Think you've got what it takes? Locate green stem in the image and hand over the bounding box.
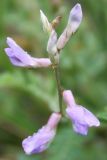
[54,65,63,114]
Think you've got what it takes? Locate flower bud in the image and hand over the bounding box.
[47,30,59,64]
[40,10,52,33]
[57,3,82,50]
[68,3,82,34]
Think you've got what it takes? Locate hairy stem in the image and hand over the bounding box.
[54,65,63,114]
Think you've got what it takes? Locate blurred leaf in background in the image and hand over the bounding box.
[0,0,107,160]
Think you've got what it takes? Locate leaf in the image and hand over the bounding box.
[97,108,107,123]
[0,71,59,112]
[46,125,107,160]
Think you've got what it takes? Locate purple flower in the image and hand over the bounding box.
[22,113,61,155]
[5,37,51,68]
[63,90,100,135]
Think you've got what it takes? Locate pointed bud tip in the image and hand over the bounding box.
[75,3,81,9]
[6,37,12,42]
[40,10,46,19]
[72,3,82,15]
[40,9,43,15]
[63,90,74,100]
[63,90,71,96]
[6,37,17,47]
[76,3,81,7]
[40,9,52,33]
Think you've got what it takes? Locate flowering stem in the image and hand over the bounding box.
[54,65,63,114]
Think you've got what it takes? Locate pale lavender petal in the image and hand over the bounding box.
[63,89,100,135]
[66,107,89,135]
[57,3,82,50]
[47,30,57,54]
[66,106,85,125]
[9,57,26,67]
[66,105,100,135]
[77,105,100,127]
[47,30,59,64]
[6,38,33,65]
[22,126,56,154]
[5,48,30,67]
[57,28,69,50]
[63,90,76,107]
[22,113,61,155]
[32,58,51,68]
[72,122,88,135]
[68,3,82,33]
[5,37,51,68]
[47,112,61,128]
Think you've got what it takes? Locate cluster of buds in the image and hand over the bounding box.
[4,3,100,155]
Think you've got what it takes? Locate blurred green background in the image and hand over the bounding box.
[0,0,107,159]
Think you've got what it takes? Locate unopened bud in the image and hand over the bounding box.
[68,3,82,33]
[57,3,82,50]
[40,10,52,33]
[47,30,59,64]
